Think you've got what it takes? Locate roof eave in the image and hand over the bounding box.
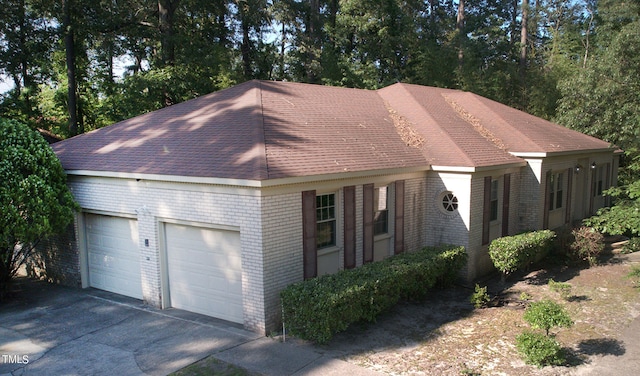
[510,147,615,158]
[431,161,527,173]
[63,165,431,188]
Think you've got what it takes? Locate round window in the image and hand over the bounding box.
[441,192,459,212]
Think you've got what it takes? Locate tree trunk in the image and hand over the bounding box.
[456,0,465,70]
[520,0,528,80]
[63,0,78,136]
[241,16,252,79]
[158,0,178,66]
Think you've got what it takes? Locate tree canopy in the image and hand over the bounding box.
[0,1,611,133]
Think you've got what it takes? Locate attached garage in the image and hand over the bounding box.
[163,223,243,324]
[85,213,142,299]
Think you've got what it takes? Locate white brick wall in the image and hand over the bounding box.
[68,176,267,333]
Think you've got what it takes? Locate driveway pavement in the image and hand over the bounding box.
[0,279,381,376]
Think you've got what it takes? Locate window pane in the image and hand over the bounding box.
[317,221,336,249]
[490,200,498,221]
[374,210,388,235]
[549,192,555,211]
[556,190,563,209]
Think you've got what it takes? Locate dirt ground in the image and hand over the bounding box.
[310,245,640,376]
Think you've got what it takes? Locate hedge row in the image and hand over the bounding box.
[280,245,467,344]
[489,230,556,281]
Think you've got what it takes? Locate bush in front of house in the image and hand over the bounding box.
[489,230,556,282]
[280,245,467,344]
[569,226,605,267]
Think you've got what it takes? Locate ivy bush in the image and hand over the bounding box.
[1,119,78,296]
[489,230,556,282]
[280,245,467,344]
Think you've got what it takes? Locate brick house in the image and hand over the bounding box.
[48,80,618,334]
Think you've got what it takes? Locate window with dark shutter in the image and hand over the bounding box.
[394,180,405,254]
[502,174,510,236]
[363,183,374,264]
[302,190,317,279]
[482,176,491,245]
[344,186,356,269]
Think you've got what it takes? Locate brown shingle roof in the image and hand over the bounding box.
[53,80,613,181]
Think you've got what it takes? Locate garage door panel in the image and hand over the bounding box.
[86,214,142,300]
[165,223,243,323]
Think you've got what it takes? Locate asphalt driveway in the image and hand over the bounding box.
[0,279,380,376]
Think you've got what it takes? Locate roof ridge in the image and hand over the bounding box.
[441,92,508,151]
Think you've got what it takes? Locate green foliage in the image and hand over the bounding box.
[523,300,573,337]
[569,226,605,267]
[280,245,467,344]
[548,279,572,300]
[516,331,566,367]
[586,177,640,236]
[489,230,556,281]
[627,265,640,288]
[0,118,78,294]
[622,238,640,254]
[470,284,490,309]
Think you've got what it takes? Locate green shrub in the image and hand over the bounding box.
[489,230,556,281]
[548,279,572,300]
[622,237,640,254]
[569,226,605,266]
[516,331,566,367]
[470,284,490,308]
[280,245,467,343]
[523,299,573,336]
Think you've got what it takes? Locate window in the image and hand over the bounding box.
[593,166,604,197]
[490,180,499,221]
[374,186,388,235]
[316,193,336,249]
[441,192,458,212]
[548,172,564,210]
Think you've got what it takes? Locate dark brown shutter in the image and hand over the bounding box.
[502,174,511,237]
[343,186,356,269]
[605,163,611,206]
[363,183,374,264]
[543,170,551,229]
[482,176,492,245]
[394,180,405,254]
[589,166,595,215]
[565,168,573,224]
[302,190,317,279]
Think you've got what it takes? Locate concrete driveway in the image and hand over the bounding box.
[0,279,381,376]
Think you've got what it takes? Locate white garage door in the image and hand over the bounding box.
[165,223,243,323]
[86,214,142,299]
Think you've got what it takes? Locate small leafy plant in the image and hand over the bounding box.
[470,284,490,308]
[523,299,573,336]
[627,265,640,288]
[519,292,532,302]
[516,331,566,367]
[548,279,572,300]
